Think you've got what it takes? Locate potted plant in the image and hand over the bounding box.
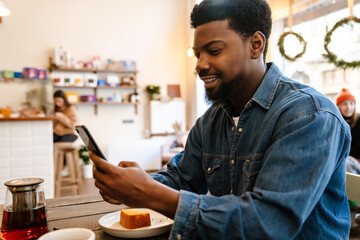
[145,85,160,100]
[79,145,93,179]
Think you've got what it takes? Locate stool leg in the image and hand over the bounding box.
[66,151,76,183]
[55,150,64,198]
[73,149,83,194]
[66,151,78,195]
[53,149,58,196]
[53,149,59,183]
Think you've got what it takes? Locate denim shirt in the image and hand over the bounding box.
[152,63,351,240]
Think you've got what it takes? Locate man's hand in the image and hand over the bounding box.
[90,152,180,219]
[99,189,122,205]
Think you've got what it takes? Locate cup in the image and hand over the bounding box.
[38,228,95,240]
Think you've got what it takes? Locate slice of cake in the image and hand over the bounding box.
[120,209,151,229]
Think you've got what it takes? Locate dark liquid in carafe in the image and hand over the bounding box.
[0,205,48,240]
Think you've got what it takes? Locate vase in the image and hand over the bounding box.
[150,94,159,100]
[81,163,93,179]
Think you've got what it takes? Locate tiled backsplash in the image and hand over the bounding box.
[0,120,54,204]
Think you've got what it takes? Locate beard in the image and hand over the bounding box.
[204,76,242,105]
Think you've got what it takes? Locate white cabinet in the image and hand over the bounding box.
[0,118,54,204]
[150,100,186,136]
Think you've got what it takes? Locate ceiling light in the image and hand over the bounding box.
[187,47,193,58]
[0,0,11,17]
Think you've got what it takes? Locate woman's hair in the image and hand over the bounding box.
[54,90,71,112]
[190,0,272,62]
[348,112,359,129]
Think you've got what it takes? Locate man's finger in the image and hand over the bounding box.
[94,177,112,194]
[118,161,140,168]
[99,189,105,196]
[103,194,122,205]
[93,164,114,185]
[89,151,114,172]
[97,184,122,204]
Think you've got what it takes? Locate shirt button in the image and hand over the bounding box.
[246,159,251,162]
[231,126,235,131]
[177,234,182,240]
[207,167,211,172]
[238,128,243,132]
[231,159,235,164]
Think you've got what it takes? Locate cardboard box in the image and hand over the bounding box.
[85,74,97,87]
[23,68,38,79]
[65,92,79,104]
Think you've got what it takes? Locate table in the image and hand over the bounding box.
[0,194,170,240]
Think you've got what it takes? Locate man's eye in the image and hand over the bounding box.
[209,49,221,55]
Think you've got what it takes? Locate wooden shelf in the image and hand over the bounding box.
[49,67,137,74]
[97,85,138,89]
[54,85,138,89]
[74,102,138,114]
[0,77,50,83]
[73,102,97,106]
[96,102,138,105]
[75,102,137,105]
[50,67,138,115]
[54,85,96,89]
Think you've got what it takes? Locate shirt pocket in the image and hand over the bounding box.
[202,157,225,196]
[240,155,263,193]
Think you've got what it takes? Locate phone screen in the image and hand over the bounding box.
[75,125,107,160]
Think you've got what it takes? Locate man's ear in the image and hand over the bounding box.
[250,31,265,59]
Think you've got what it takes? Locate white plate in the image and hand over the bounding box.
[98,208,174,239]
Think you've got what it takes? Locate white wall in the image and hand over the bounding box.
[0,0,191,169]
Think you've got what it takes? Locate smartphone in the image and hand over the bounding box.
[75,125,107,160]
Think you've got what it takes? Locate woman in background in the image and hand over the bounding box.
[336,88,360,173]
[53,90,79,142]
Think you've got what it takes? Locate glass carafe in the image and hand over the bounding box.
[1,178,48,240]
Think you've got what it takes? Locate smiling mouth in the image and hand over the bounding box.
[204,77,217,83]
[203,77,217,83]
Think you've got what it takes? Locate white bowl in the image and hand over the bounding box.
[38,228,95,240]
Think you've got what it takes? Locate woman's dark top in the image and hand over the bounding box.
[349,117,360,159]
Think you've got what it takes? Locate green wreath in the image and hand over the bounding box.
[278,31,307,61]
[323,17,360,69]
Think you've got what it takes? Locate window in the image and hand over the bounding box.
[272,3,360,106]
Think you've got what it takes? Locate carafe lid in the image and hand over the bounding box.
[4,178,44,192]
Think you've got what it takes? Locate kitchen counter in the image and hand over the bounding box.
[0,117,55,203]
[0,116,55,121]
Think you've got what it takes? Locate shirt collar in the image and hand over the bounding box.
[218,62,283,115]
[251,62,283,110]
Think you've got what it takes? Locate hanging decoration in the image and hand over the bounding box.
[323,0,360,69]
[277,0,307,62]
[278,32,307,61]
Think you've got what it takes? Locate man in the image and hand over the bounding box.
[91,0,351,239]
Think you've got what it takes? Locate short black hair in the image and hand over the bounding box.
[191,0,272,62]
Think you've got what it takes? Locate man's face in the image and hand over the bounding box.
[193,20,251,103]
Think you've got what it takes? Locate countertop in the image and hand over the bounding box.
[0,116,56,121]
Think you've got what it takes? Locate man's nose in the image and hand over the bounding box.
[195,55,210,74]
